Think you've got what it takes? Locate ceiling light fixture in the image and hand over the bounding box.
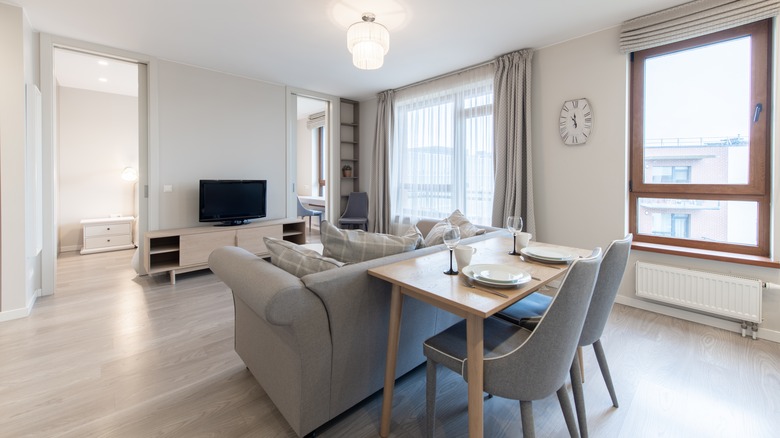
[346,12,389,70]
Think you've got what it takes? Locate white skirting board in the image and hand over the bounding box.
[615,295,780,344]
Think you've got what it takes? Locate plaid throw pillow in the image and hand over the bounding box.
[423,209,486,247]
[264,237,344,277]
[320,220,422,263]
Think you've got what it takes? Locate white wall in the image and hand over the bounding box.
[155,61,287,229]
[532,27,780,340]
[58,87,138,252]
[0,3,33,320]
[296,118,314,197]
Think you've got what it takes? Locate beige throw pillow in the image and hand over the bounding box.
[423,209,486,247]
[264,237,344,277]
[320,220,422,263]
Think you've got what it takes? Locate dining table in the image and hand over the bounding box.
[367,234,591,437]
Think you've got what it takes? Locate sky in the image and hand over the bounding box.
[644,36,751,142]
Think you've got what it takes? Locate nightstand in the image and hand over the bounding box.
[80,216,135,255]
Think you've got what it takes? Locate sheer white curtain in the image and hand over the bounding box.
[389,65,494,233]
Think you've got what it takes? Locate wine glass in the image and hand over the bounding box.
[506,216,524,255]
[442,224,461,275]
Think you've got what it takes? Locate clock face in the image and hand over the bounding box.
[559,98,592,145]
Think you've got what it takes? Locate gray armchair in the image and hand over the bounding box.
[338,192,368,230]
[423,248,603,437]
[498,234,633,437]
[297,196,323,232]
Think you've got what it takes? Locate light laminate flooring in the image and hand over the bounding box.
[1,248,779,437]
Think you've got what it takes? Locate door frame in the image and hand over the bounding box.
[286,88,340,223]
[39,34,155,294]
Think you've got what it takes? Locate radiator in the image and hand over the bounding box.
[635,262,763,330]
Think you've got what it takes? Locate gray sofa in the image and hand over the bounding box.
[208,219,498,437]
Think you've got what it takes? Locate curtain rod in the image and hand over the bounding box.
[389,58,497,94]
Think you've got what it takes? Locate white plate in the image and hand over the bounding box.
[462,264,531,288]
[521,247,577,263]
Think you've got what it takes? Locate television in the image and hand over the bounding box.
[199,179,267,225]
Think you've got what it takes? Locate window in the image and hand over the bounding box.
[390,66,494,226]
[629,20,771,257]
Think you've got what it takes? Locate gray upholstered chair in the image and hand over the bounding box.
[423,248,603,438]
[498,234,633,438]
[296,196,323,232]
[338,192,368,230]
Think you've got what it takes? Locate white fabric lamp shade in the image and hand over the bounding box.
[347,13,389,70]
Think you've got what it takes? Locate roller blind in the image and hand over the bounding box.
[620,0,779,53]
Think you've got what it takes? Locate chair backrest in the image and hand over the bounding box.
[342,192,368,218]
[296,197,307,216]
[483,248,602,401]
[579,233,633,347]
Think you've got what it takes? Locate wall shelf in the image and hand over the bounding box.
[339,98,360,215]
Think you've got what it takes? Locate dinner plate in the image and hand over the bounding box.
[520,247,577,263]
[462,264,531,288]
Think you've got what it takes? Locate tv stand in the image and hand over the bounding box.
[214,219,251,226]
[144,218,305,284]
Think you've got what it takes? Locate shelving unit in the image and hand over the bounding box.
[339,99,360,215]
[144,218,305,284]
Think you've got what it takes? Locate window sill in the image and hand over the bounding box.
[632,242,780,269]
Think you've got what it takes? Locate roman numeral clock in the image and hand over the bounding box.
[559,98,592,145]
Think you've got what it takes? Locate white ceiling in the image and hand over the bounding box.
[15,0,690,101]
[54,48,138,97]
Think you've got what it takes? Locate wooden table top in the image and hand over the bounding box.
[368,235,591,319]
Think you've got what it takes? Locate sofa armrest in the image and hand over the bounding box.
[209,246,316,326]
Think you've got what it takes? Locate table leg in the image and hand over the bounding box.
[380,284,404,438]
[466,314,484,438]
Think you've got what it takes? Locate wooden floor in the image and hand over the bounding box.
[2,247,780,437]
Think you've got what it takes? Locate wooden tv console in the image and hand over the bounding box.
[144,218,305,284]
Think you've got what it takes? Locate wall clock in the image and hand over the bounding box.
[559,98,592,145]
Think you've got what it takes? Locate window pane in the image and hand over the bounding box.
[643,37,751,185]
[636,198,757,246]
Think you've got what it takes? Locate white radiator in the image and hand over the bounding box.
[635,262,763,328]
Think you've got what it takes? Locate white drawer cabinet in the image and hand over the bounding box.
[80,216,136,255]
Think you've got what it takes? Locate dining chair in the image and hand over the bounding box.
[423,248,603,438]
[338,192,368,230]
[296,196,323,232]
[497,234,633,438]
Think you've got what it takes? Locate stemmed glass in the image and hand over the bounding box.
[506,216,524,255]
[442,223,461,275]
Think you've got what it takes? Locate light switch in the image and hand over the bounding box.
[163,185,173,192]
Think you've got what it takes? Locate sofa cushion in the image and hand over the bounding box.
[320,220,422,263]
[423,209,486,247]
[264,237,344,277]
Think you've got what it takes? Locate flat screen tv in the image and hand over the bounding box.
[199,179,267,225]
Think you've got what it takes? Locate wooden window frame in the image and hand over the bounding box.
[629,19,772,257]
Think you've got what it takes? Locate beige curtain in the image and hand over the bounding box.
[491,49,535,235]
[620,0,779,53]
[368,90,393,233]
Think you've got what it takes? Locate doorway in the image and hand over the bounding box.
[40,35,151,296]
[54,48,140,254]
[296,96,328,235]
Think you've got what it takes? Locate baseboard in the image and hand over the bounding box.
[615,295,780,344]
[61,244,80,253]
[0,292,37,323]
